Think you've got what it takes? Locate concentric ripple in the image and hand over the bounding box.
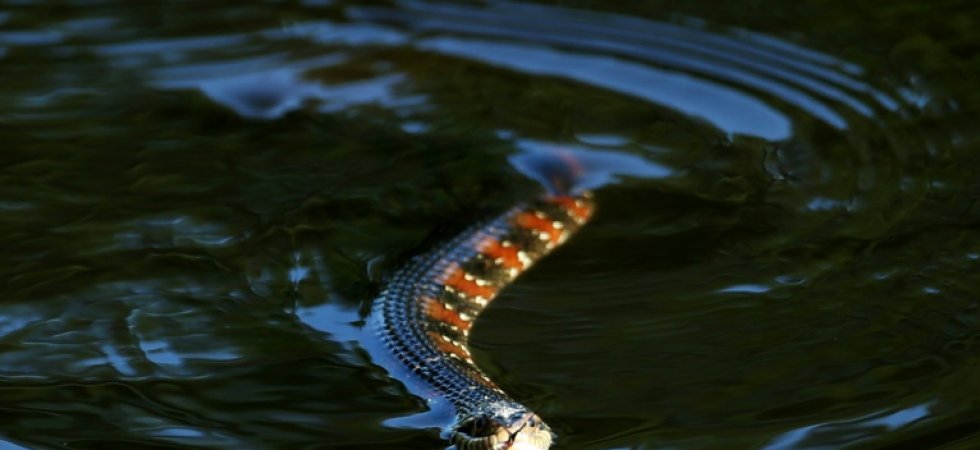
[346,0,908,139]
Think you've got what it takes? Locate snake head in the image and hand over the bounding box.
[451,411,553,450]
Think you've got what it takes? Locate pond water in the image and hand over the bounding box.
[1,1,979,449]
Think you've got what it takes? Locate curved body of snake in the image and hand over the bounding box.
[369,184,594,449]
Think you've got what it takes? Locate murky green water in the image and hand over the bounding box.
[2,1,979,449]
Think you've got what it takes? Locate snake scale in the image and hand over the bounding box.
[368,157,594,450]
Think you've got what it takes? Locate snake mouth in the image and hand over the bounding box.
[451,412,553,450]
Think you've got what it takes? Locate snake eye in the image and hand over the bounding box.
[527,417,537,427]
[473,416,487,433]
[457,415,493,438]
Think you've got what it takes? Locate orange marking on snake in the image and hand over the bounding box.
[427,331,471,360]
[425,298,473,331]
[514,212,561,245]
[444,266,497,299]
[478,237,524,270]
[548,195,593,223]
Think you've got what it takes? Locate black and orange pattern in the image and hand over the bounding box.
[370,190,594,449]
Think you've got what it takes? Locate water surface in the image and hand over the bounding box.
[1,0,979,449]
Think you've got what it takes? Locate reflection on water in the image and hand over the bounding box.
[350,0,904,138]
[13,0,906,138]
[420,36,794,139]
[509,140,672,191]
[1,0,978,448]
[764,402,933,449]
[159,59,411,120]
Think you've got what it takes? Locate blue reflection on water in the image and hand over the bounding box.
[262,21,408,46]
[137,337,240,369]
[97,35,249,59]
[0,439,32,450]
[732,28,861,76]
[151,427,207,438]
[509,139,672,192]
[296,302,362,343]
[401,121,429,134]
[138,339,182,366]
[368,3,855,128]
[349,0,905,138]
[144,425,241,447]
[381,397,457,435]
[60,17,119,34]
[420,36,792,140]
[763,402,933,449]
[288,266,309,285]
[75,0,906,138]
[574,134,630,147]
[155,55,418,119]
[431,0,862,92]
[717,284,772,294]
[0,308,39,338]
[806,197,845,212]
[0,30,63,46]
[111,21,423,119]
[101,343,137,377]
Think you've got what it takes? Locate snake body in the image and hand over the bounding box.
[369,179,594,449]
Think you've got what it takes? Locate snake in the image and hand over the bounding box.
[368,158,594,450]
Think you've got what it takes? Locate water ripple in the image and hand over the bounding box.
[349,0,908,138]
[419,36,792,139]
[763,401,933,449]
[0,30,63,46]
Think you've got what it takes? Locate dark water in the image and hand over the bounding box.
[2,1,979,449]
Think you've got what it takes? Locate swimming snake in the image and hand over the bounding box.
[368,157,594,449]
